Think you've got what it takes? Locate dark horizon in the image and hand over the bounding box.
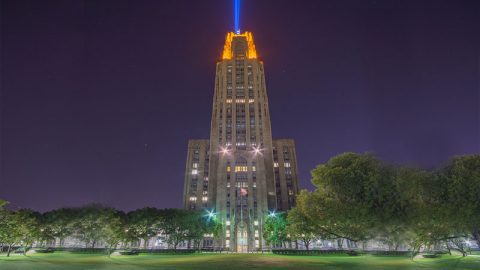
[1,0,479,212]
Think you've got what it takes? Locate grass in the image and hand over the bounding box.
[0,252,479,270]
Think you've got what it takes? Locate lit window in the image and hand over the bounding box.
[252,166,256,172]
[248,99,254,103]
[253,182,256,188]
[226,220,231,226]
[226,230,230,237]
[189,196,197,202]
[284,162,291,168]
[192,169,198,175]
[226,99,232,103]
[255,240,259,248]
[254,220,259,226]
[192,163,198,168]
[226,166,231,172]
[274,162,279,168]
[202,196,208,202]
[255,230,259,237]
[235,166,248,172]
[226,240,230,247]
[227,182,231,188]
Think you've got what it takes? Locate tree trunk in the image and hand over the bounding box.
[446,243,452,255]
[7,244,13,257]
[143,238,148,249]
[304,240,310,251]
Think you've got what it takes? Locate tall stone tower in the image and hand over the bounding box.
[183,32,299,252]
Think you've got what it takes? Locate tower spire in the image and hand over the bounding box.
[234,0,241,34]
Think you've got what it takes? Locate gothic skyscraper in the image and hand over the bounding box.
[183,31,299,252]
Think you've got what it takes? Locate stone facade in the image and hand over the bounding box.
[183,32,299,252]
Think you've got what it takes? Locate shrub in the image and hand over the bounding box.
[34,248,55,253]
[119,250,139,255]
[368,250,410,256]
[346,250,360,256]
[272,249,356,256]
[422,254,440,258]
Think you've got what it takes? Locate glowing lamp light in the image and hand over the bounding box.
[206,209,217,220]
[219,146,231,156]
[268,210,277,218]
[252,145,263,156]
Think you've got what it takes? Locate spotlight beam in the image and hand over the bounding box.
[234,0,241,34]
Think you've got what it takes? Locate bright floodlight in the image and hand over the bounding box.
[252,146,263,156]
[268,210,277,218]
[206,209,217,220]
[219,145,231,156]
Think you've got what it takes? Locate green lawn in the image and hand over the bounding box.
[0,252,479,270]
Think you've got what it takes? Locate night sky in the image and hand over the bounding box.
[1,0,479,212]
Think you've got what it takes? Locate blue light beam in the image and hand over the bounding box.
[234,0,241,34]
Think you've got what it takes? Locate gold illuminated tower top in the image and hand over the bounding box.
[222,32,257,60]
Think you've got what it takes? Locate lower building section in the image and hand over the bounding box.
[183,139,299,252]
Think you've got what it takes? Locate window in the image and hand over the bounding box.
[226,166,231,172]
[226,220,231,226]
[202,196,208,202]
[226,230,230,237]
[192,169,198,175]
[274,162,279,168]
[235,166,248,172]
[192,163,198,168]
[226,240,230,247]
[189,196,197,202]
[284,162,291,168]
[254,220,259,226]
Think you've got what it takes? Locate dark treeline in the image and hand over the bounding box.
[263,153,479,259]
[0,204,221,257]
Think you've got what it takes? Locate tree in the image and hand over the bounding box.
[0,209,19,256]
[0,199,7,209]
[103,211,127,256]
[307,153,390,244]
[126,207,162,249]
[16,209,41,255]
[0,209,40,256]
[435,155,480,248]
[183,211,219,250]
[160,209,193,249]
[71,205,116,249]
[263,213,288,248]
[41,208,76,247]
[286,206,316,250]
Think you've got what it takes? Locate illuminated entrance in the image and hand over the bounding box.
[236,222,248,253]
